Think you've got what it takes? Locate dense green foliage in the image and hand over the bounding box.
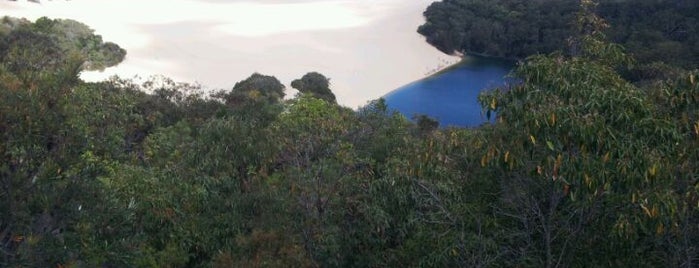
[0,16,126,71]
[291,72,337,104]
[418,0,698,69]
[1,4,698,267]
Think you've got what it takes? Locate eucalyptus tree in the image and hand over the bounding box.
[477,1,698,266]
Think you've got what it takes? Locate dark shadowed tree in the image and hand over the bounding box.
[220,73,285,106]
[418,0,698,70]
[291,72,336,103]
[413,114,439,135]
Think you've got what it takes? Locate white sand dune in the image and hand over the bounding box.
[0,0,457,108]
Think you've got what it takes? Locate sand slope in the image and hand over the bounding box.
[0,0,457,108]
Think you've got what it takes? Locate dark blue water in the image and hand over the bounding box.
[384,56,513,127]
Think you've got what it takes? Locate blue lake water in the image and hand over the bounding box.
[384,56,514,127]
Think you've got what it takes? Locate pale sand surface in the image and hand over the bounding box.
[0,0,458,108]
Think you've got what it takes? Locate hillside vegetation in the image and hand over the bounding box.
[1,3,698,267]
[1,16,126,71]
[418,0,698,71]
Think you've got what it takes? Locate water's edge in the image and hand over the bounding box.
[383,55,514,127]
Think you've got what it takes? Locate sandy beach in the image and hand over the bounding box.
[0,0,458,108]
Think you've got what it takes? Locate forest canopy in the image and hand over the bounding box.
[418,0,699,69]
[1,2,698,267]
[0,16,126,71]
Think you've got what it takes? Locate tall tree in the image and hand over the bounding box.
[291,72,337,103]
[229,73,285,105]
[476,1,698,265]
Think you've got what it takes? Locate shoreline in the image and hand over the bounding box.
[1,0,456,108]
[382,58,464,99]
[381,53,518,102]
[425,57,465,78]
[462,50,521,62]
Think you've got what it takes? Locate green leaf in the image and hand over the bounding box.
[546,140,555,151]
